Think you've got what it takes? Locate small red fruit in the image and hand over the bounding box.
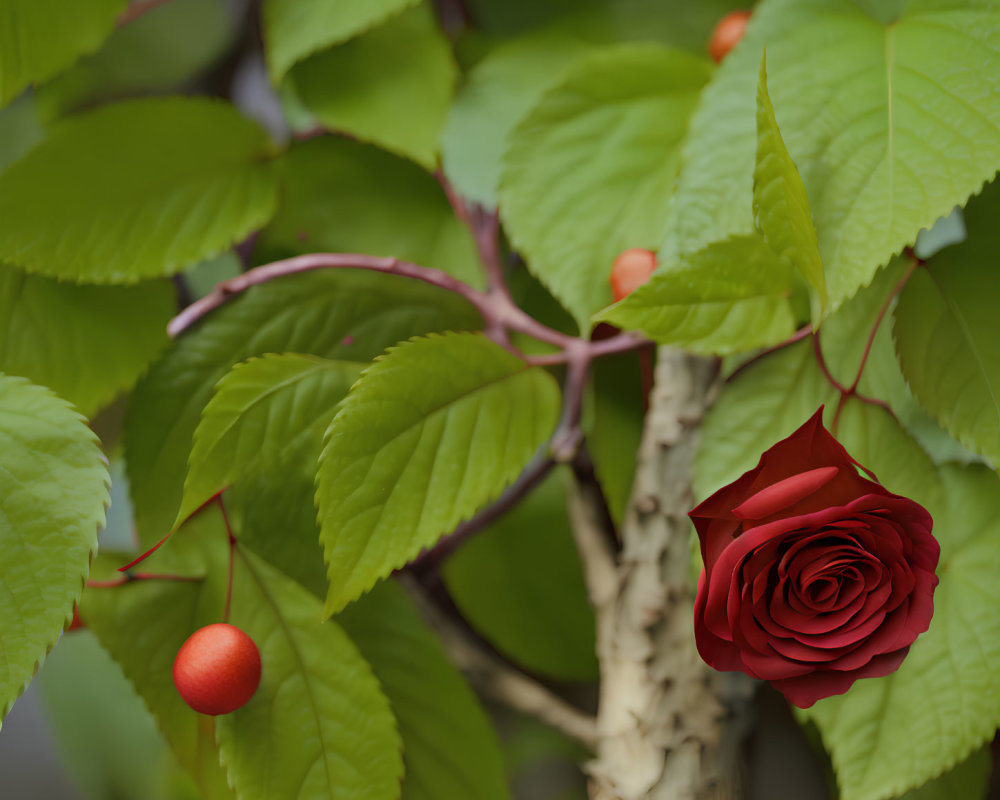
[610,248,657,302]
[172,623,261,715]
[708,10,752,64]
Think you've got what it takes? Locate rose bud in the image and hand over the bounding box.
[690,408,939,708]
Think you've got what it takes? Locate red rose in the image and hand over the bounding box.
[690,409,939,708]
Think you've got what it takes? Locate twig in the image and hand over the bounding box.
[467,205,507,295]
[566,450,620,610]
[527,332,645,367]
[408,452,555,574]
[847,257,918,393]
[726,324,812,383]
[400,575,599,752]
[168,253,496,338]
[550,342,592,463]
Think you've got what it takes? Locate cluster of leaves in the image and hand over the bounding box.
[0,1,998,799]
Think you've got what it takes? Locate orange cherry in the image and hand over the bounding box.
[709,10,753,64]
[610,248,657,302]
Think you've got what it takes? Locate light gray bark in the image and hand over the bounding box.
[579,349,756,800]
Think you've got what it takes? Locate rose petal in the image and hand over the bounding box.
[738,643,818,680]
[693,571,744,672]
[771,649,909,708]
[733,466,840,520]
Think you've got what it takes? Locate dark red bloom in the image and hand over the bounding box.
[690,409,939,708]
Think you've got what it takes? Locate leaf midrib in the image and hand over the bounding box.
[234,550,337,794]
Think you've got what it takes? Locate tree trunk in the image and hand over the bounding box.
[584,349,756,799]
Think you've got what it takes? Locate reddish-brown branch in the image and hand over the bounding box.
[847,258,918,393]
[550,341,591,463]
[812,330,851,395]
[408,452,556,574]
[726,324,812,383]
[167,242,651,577]
[822,259,917,433]
[168,253,497,337]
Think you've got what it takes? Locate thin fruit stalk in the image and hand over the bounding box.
[587,349,754,800]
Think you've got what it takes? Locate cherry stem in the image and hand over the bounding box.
[117,530,172,572]
[87,572,201,588]
[216,495,238,624]
[117,489,227,573]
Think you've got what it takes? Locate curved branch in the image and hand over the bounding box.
[401,575,599,752]
[168,253,496,338]
[408,451,556,574]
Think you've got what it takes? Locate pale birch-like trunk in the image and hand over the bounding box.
[579,349,755,800]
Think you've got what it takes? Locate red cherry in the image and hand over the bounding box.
[172,623,261,715]
[708,10,752,64]
[610,248,657,302]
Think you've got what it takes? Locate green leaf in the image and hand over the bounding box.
[596,234,797,355]
[0,97,279,283]
[339,580,510,800]
[125,268,482,545]
[291,3,456,170]
[664,0,1000,309]
[180,354,361,524]
[894,179,1000,468]
[440,30,593,208]
[0,0,127,107]
[218,549,403,800]
[693,338,838,501]
[0,94,46,174]
[256,137,482,288]
[317,332,560,614]
[182,354,362,596]
[754,53,827,314]
[0,374,108,726]
[586,352,646,526]
[896,747,990,800]
[263,0,418,83]
[80,512,239,799]
[38,631,196,800]
[0,264,174,417]
[443,469,598,681]
[499,44,713,329]
[801,462,1000,800]
[36,0,236,117]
